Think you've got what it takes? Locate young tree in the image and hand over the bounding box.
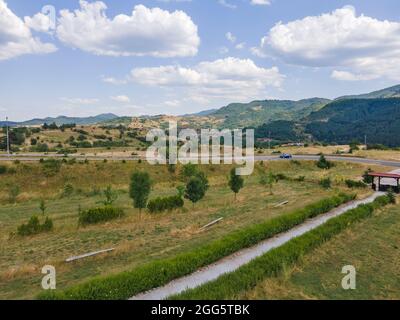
[259,170,276,195]
[39,199,46,215]
[228,168,244,200]
[176,185,186,198]
[185,177,206,207]
[194,171,209,191]
[129,171,151,216]
[316,155,333,169]
[102,185,118,206]
[8,185,20,204]
[180,163,198,181]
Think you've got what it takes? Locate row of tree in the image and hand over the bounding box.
[128,165,246,214]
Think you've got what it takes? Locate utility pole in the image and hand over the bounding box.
[268,131,271,151]
[364,134,367,150]
[6,116,10,155]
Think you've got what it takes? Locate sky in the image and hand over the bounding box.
[1,0,400,121]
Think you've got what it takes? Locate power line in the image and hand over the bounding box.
[6,116,10,155]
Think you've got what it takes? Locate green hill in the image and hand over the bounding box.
[255,98,400,147]
[212,98,330,128]
[0,113,120,127]
[337,84,400,100]
[305,98,400,146]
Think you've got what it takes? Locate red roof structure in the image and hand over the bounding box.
[368,172,400,179]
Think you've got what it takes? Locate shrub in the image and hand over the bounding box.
[62,184,74,197]
[78,206,125,226]
[319,177,332,189]
[180,163,198,181]
[8,185,20,203]
[363,168,374,184]
[0,165,7,174]
[345,179,367,189]
[38,193,354,300]
[42,159,62,177]
[387,189,396,204]
[275,173,288,181]
[316,155,334,169]
[296,176,305,182]
[35,143,49,153]
[147,195,184,213]
[17,216,53,236]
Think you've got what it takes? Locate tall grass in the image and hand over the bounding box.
[38,192,354,300]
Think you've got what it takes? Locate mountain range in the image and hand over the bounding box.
[2,84,400,146]
[0,113,119,127]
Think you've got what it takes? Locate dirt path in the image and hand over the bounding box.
[130,192,384,300]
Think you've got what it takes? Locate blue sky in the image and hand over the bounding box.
[1,0,400,121]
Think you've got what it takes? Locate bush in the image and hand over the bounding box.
[319,177,331,189]
[8,185,20,203]
[42,159,62,177]
[35,143,49,153]
[38,193,354,300]
[62,184,74,197]
[180,163,198,181]
[345,179,367,189]
[17,216,53,236]
[387,189,396,204]
[0,165,7,174]
[147,195,184,213]
[316,155,334,170]
[172,195,391,300]
[78,206,125,226]
[363,168,374,184]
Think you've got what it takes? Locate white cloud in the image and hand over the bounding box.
[164,100,181,107]
[128,57,284,101]
[258,6,400,80]
[250,46,267,58]
[24,12,54,33]
[226,32,236,43]
[235,42,246,50]
[0,0,57,61]
[218,0,237,9]
[218,46,229,55]
[56,1,199,58]
[110,95,130,103]
[250,0,271,5]
[60,97,99,105]
[101,76,128,85]
[331,70,376,81]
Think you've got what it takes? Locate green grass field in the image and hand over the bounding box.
[240,202,400,300]
[0,160,383,299]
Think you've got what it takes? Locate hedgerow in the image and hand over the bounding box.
[38,193,354,300]
[78,206,125,226]
[345,179,367,189]
[147,195,184,213]
[17,216,53,236]
[172,195,391,300]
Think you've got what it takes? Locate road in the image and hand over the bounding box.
[1,153,400,168]
[130,192,384,300]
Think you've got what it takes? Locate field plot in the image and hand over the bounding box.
[0,160,382,299]
[241,203,400,300]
